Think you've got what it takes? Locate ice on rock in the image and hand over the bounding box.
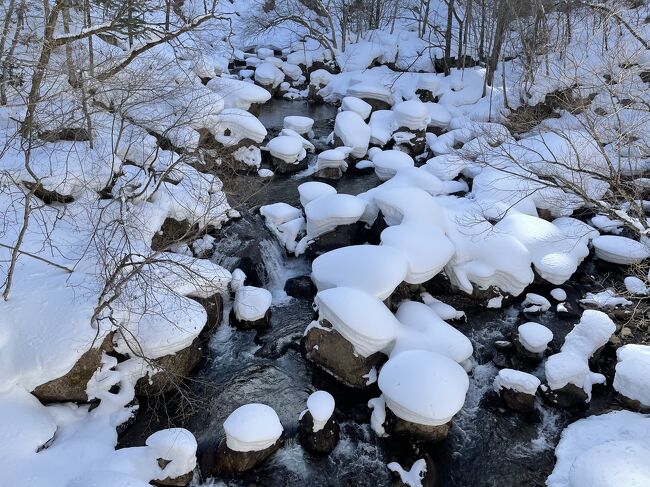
[209,108,267,145]
[263,136,307,164]
[306,391,335,433]
[283,116,314,135]
[369,150,415,181]
[223,404,283,452]
[304,193,366,238]
[393,301,473,364]
[547,410,650,487]
[624,276,648,295]
[378,350,469,426]
[551,288,568,301]
[518,322,553,353]
[380,223,454,284]
[391,100,430,130]
[341,96,372,120]
[613,344,650,407]
[298,182,337,207]
[592,235,650,264]
[522,293,552,313]
[493,369,541,395]
[333,111,371,158]
[312,245,409,300]
[494,213,591,285]
[254,62,285,88]
[315,287,401,357]
[316,148,349,172]
[206,77,271,110]
[580,289,632,309]
[234,286,272,322]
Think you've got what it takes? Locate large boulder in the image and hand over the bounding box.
[301,322,386,388]
[33,333,114,403]
[199,437,283,477]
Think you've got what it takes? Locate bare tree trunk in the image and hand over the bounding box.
[444,0,455,75]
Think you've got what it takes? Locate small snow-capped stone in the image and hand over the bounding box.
[306,390,335,433]
[550,288,567,301]
[624,276,648,295]
[283,115,314,135]
[522,293,551,313]
[234,286,272,322]
[260,202,302,225]
[304,193,366,238]
[493,369,541,395]
[517,322,553,354]
[255,62,285,88]
[392,100,430,130]
[263,135,307,164]
[333,111,371,158]
[223,404,283,452]
[341,96,372,120]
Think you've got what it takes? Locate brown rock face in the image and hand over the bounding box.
[385,408,451,442]
[541,383,588,410]
[298,411,340,454]
[33,333,113,403]
[302,324,386,388]
[498,387,536,416]
[199,437,283,477]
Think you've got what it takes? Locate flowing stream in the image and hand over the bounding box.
[122,99,614,487]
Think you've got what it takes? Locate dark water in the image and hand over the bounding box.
[124,100,619,487]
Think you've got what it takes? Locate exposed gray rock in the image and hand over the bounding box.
[199,437,283,477]
[284,275,316,299]
[541,383,588,409]
[229,307,272,330]
[298,411,340,454]
[498,387,536,416]
[301,322,386,388]
[385,408,450,442]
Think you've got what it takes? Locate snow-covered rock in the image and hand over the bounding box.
[378,350,469,432]
[206,77,271,111]
[380,223,454,284]
[333,111,371,158]
[209,108,267,145]
[369,150,415,181]
[284,116,314,135]
[298,391,339,454]
[392,100,430,130]
[233,286,272,328]
[306,390,335,433]
[311,245,409,300]
[521,293,552,313]
[304,193,366,238]
[223,404,283,452]
[341,96,372,120]
[494,368,541,395]
[613,344,650,409]
[592,235,650,264]
[624,276,648,295]
[580,289,632,309]
[263,135,307,164]
[314,287,401,357]
[254,62,285,89]
[517,322,553,354]
[298,182,337,207]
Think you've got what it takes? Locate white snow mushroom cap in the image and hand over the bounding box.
[316,148,349,170]
[341,96,372,120]
[568,440,650,487]
[298,181,337,207]
[315,287,401,357]
[517,322,553,353]
[393,301,473,364]
[493,369,541,395]
[380,223,454,284]
[311,245,409,300]
[234,286,272,321]
[283,115,314,135]
[145,428,197,480]
[370,150,415,181]
[223,404,283,452]
[613,344,650,407]
[378,350,469,426]
[306,390,335,433]
[333,110,371,158]
[304,193,366,238]
[392,100,430,130]
[592,235,650,264]
[263,136,306,164]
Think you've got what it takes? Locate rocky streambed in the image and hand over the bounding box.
[119,99,642,487]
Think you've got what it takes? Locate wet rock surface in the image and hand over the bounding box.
[298,411,340,454]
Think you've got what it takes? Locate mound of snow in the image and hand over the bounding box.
[393,301,473,364]
[316,148,349,171]
[315,287,401,357]
[624,276,648,296]
[493,369,541,395]
[234,286,272,322]
[206,77,271,110]
[392,100,430,130]
[613,344,650,407]
[223,404,283,452]
[260,202,302,225]
[522,293,552,313]
[284,116,314,135]
[370,150,415,181]
[580,289,632,309]
[341,96,372,120]
[298,182,337,207]
[333,111,371,158]
[518,322,553,353]
[547,410,650,487]
[378,350,469,426]
[304,193,366,238]
[254,62,285,88]
[380,223,454,284]
[593,236,650,264]
[306,391,335,433]
[311,245,409,300]
[209,108,267,145]
[263,136,307,163]
[347,82,393,106]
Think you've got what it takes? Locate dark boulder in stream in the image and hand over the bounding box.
[199,437,284,477]
[298,411,340,454]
